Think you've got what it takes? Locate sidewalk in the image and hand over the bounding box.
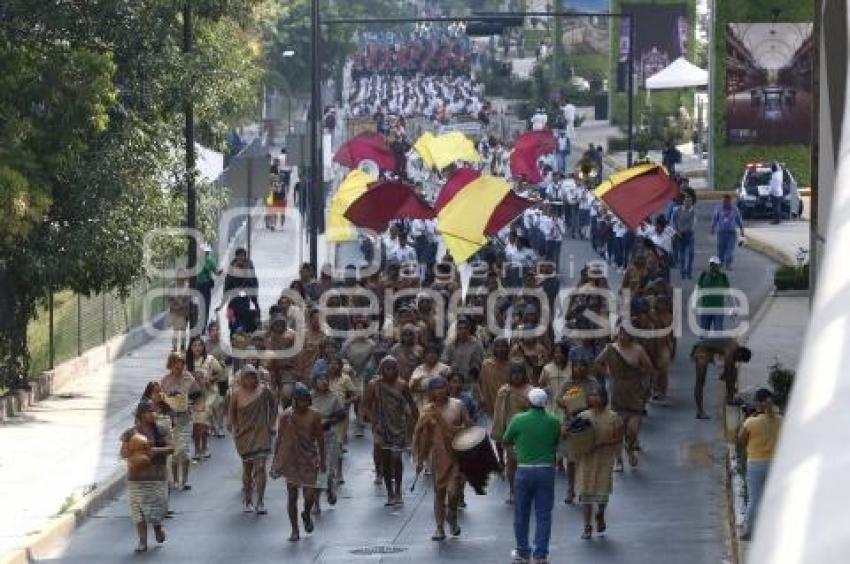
[743,214,810,267]
[0,202,298,563]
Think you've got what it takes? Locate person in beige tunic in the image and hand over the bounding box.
[413,376,472,541]
[294,308,327,384]
[227,364,277,514]
[271,383,325,542]
[573,386,623,539]
[594,324,655,469]
[491,361,532,504]
[479,337,511,419]
[160,351,199,490]
[409,342,450,411]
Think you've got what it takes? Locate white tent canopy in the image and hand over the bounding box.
[645,57,708,90]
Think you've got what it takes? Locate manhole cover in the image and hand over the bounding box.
[349,546,407,556]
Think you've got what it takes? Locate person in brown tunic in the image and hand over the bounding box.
[413,376,472,541]
[120,400,174,553]
[491,361,532,503]
[363,356,419,506]
[593,323,655,468]
[271,383,325,541]
[227,364,277,514]
[264,315,298,409]
[389,323,423,380]
[479,337,511,419]
[294,308,327,384]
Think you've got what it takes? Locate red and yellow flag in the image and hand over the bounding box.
[437,168,532,263]
[593,164,678,231]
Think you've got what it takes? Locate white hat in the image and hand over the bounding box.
[528,387,548,408]
[708,256,721,265]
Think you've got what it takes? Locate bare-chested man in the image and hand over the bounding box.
[271,383,325,541]
[491,361,532,504]
[389,323,423,380]
[413,376,472,541]
[227,364,277,514]
[363,356,419,506]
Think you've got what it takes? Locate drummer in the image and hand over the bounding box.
[413,376,472,541]
[490,361,532,505]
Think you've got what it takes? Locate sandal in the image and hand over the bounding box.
[564,490,575,505]
[431,531,446,542]
[596,514,607,534]
[581,525,593,540]
[134,542,148,553]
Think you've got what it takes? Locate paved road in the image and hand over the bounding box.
[45,202,774,563]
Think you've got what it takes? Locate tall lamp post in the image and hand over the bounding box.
[282,50,295,134]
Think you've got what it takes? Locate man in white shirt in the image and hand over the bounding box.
[768,162,784,224]
[531,108,548,131]
[564,177,583,239]
[561,102,577,139]
[577,188,593,240]
[542,206,565,268]
[649,214,676,280]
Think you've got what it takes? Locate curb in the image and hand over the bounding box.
[0,467,127,564]
[742,235,796,267]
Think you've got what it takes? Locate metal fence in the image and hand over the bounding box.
[26,279,166,376]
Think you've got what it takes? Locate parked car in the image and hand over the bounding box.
[736,162,803,220]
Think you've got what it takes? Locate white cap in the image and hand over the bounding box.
[709,256,721,265]
[528,387,548,408]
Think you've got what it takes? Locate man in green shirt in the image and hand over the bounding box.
[197,246,222,334]
[696,256,730,334]
[502,387,561,564]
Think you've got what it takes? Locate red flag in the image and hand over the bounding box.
[510,131,556,184]
[344,180,435,232]
[333,133,397,171]
[594,164,679,231]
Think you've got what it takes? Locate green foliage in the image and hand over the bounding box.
[712,0,814,190]
[0,1,268,389]
[773,263,810,292]
[768,360,796,410]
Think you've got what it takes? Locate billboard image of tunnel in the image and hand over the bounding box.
[725,23,813,145]
[617,4,688,90]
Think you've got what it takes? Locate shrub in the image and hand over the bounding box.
[773,264,809,291]
[768,360,795,410]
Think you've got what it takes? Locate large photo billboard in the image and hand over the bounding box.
[725,23,813,145]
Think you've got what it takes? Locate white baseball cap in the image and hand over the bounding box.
[528,387,548,408]
[709,256,721,265]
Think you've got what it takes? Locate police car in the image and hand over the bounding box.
[736,162,803,220]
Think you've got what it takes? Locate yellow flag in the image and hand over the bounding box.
[414,131,480,171]
[414,132,437,169]
[327,169,376,242]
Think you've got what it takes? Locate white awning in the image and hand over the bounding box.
[645,57,708,90]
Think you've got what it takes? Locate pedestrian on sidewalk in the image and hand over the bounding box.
[228,364,277,515]
[672,193,697,279]
[710,195,745,270]
[573,385,623,540]
[120,399,174,553]
[503,387,561,564]
[738,388,783,540]
[271,383,325,542]
[769,162,784,225]
[161,351,199,490]
[695,257,731,334]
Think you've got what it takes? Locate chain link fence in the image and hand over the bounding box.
[26,279,167,376]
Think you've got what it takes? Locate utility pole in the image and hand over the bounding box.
[183,0,198,337]
[626,13,635,167]
[309,0,322,270]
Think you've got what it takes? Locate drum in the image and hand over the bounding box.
[452,426,501,495]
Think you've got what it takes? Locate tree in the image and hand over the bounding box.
[0,1,268,390]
